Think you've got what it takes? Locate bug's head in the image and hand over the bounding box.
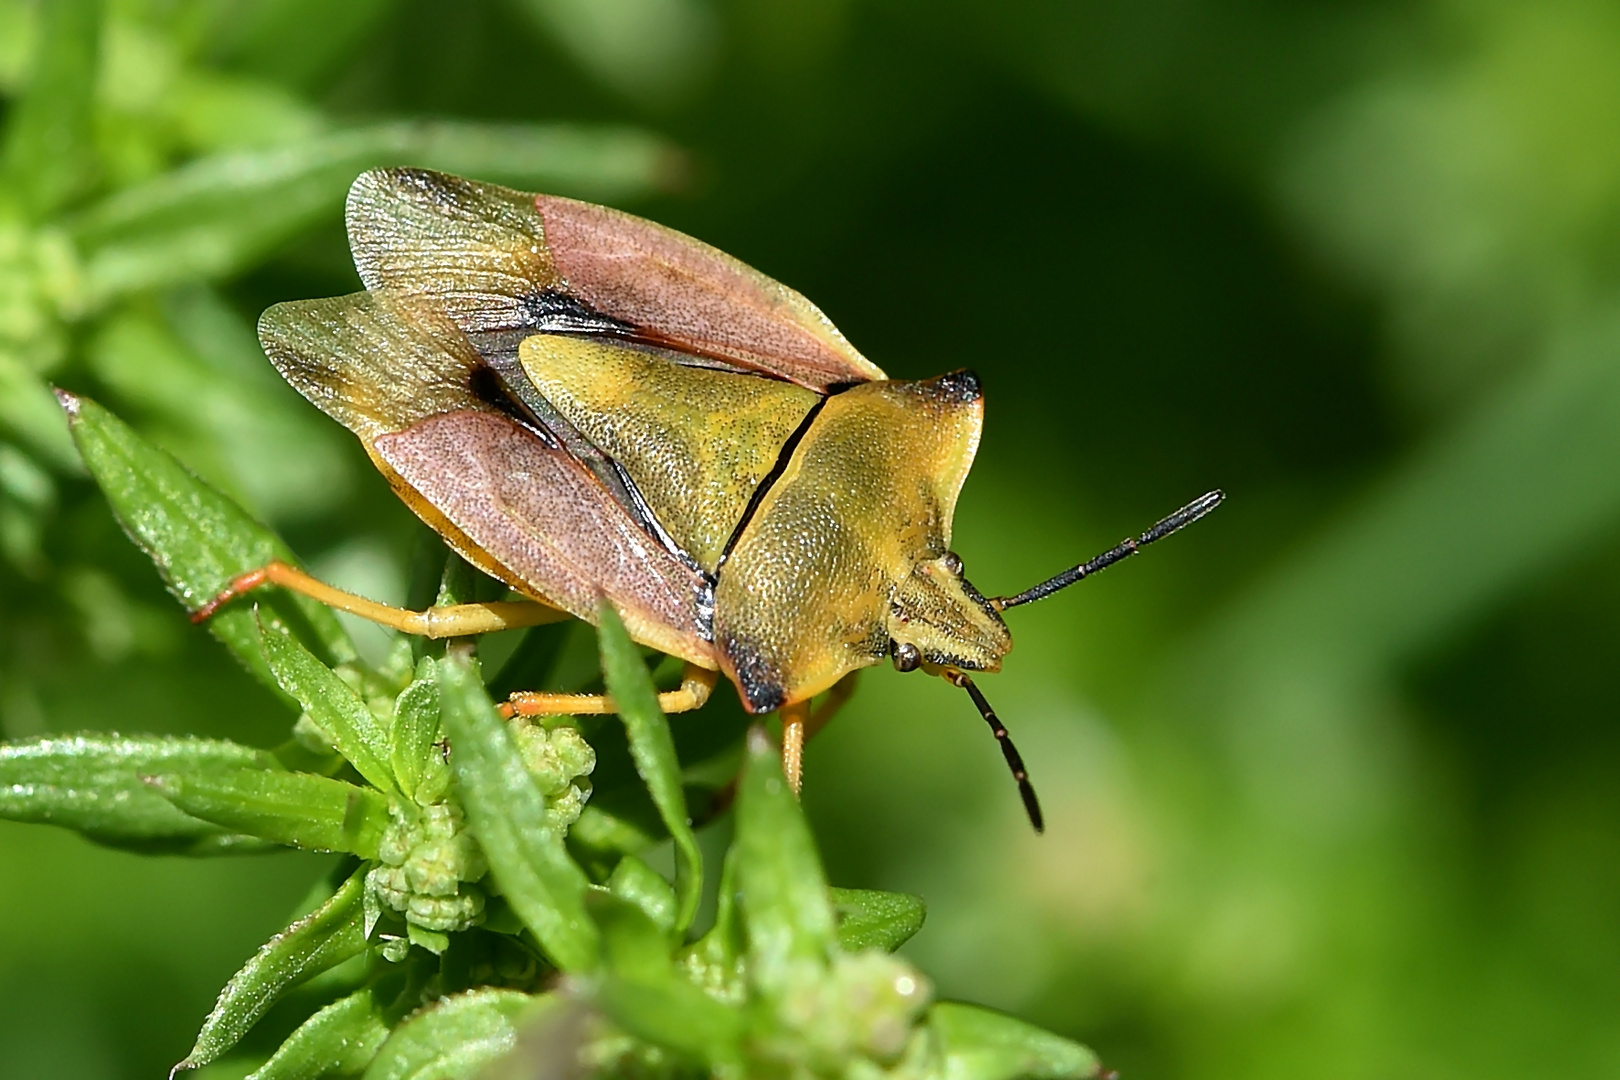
[885,490,1227,835]
[885,550,1011,677]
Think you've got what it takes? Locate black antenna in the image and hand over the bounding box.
[948,671,1043,833]
[993,490,1224,611]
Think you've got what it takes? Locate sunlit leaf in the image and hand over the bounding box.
[829,887,927,954]
[145,765,389,857]
[60,391,356,685]
[363,988,540,1080]
[258,614,396,794]
[246,986,389,1080]
[0,733,275,855]
[176,868,370,1075]
[436,653,597,972]
[596,600,700,934]
[929,1002,1102,1080]
[733,727,835,990]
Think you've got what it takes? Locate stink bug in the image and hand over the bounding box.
[197,169,1222,831]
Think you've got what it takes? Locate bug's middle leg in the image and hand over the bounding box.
[500,662,718,718]
[193,559,571,636]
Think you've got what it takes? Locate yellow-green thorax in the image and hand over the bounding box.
[520,340,1010,712]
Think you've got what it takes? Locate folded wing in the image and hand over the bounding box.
[346,167,885,391]
[257,290,714,665]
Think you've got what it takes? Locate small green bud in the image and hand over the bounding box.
[513,721,595,829]
[406,889,485,934]
[367,799,489,941]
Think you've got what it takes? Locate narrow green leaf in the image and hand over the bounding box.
[246,987,389,1080]
[929,1002,1102,1080]
[437,654,597,972]
[0,733,275,855]
[71,122,682,301]
[0,0,98,216]
[734,727,836,989]
[829,888,928,954]
[588,888,671,983]
[146,766,389,857]
[607,854,678,937]
[390,661,442,802]
[594,976,742,1067]
[59,391,356,685]
[176,868,370,1075]
[596,601,700,934]
[586,890,745,1063]
[259,614,396,794]
[567,803,660,881]
[363,988,538,1080]
[677,843,743,1002]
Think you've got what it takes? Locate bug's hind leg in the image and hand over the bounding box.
[194,559,571,637]
[499,663,717,718]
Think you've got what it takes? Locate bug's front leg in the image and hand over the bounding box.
[193,559,571,636]
[499,663,718,718]
[780,700,812,796]
[779,672,860,796]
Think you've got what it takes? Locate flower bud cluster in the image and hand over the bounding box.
[367,800,488,934]
[513,719,595,830]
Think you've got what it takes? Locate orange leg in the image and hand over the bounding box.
[499,663,717,718]
[781,700,810,795]
[776,673,861,796]
[193,559,569,637]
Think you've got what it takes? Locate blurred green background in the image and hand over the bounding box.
[4,0,1620,1076]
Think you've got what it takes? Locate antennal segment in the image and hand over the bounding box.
[993,489,1224,611]
[947,671,1044,833]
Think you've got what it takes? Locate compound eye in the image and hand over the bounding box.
[940,551,963,575]
[892,641,922,672]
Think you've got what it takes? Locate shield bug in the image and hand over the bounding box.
[196,168,1222,831]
